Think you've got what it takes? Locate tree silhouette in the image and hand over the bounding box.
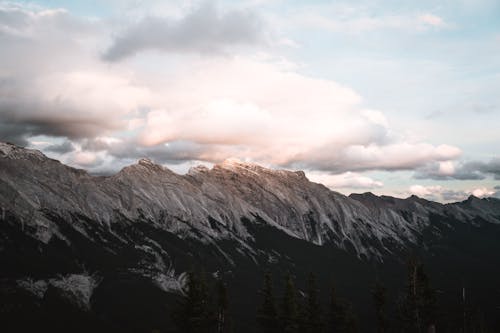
[172,270,216,333]
[280,274,300,333]
[304,272,323,333]
[216,278,229,333]
[257,272,279,333]
[328,283,357,333]
[372,281,388,333]
[398,258,437,333]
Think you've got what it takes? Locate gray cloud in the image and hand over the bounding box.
[415,158,500,180]
[0,5,121,144]
[286,141,461,174]
[476,158,500,179]
[0,123,30,146]
[45,140,76,154]
[441,189,471,202]
[0,101,123,144]
[103,2,265,61]
[82,138,216,166]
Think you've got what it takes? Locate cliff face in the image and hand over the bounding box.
[1,141,499,257]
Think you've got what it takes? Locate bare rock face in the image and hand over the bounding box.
[0,141,499,257]
[0,143,500,255]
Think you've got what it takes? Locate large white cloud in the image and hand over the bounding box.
[308,171,383,189]
[0,2,463,178]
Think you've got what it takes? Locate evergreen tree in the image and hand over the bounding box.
[343,302,358,333]
[328,285,345,333]
[280,274,300,333]
[172,270,216,333]
[372,281,388,333]
[216,278,229,333]
[416,265,437,332]
[298,299,308,333]
[327,283,357,333]
[257,272,279,333]
[398,258,437,333]
[304,272,323,333]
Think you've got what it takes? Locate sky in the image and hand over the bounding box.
[0,0,499,202]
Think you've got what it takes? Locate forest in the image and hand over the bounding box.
[168,258,491,333]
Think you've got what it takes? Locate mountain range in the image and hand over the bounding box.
[1,141,499,332]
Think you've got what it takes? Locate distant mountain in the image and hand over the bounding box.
[1,141,500,332]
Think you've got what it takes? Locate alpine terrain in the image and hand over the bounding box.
[1,141,500,332]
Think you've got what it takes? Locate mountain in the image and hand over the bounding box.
[1,141,500,332]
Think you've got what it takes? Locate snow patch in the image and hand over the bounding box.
[16,273,100,310]
[17,278,48,298]
[49,274,100,310]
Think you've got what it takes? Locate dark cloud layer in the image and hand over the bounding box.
[415,158,500,181]
[82,138,215,166]
[103,2,265,61]
[0,5,122,145]
[45,140,75,154]
[0,109,122,145]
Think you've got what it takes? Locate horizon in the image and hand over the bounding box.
[0,0,499,203]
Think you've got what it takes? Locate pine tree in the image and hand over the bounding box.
[280,274,300,333]
[327,283,357,333]
[398,258,437,333]
[416,264,437,333]
[372,281,388,333]
[304,272,323,333]
[343,303,358,333]
[216,278,229,333]
[328,285,345,333]
[298,299,308,333]
[257,272,279,333]
[172,270,216,333]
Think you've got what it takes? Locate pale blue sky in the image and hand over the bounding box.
[1,0,499,201]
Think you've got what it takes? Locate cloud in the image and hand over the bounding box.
[45,140,75,154]
[103,2,266,61]
[126,56,461,173]
[71,151,102,167]
[0,5,152,144]
[415,158,500,180]
[0,2,463,177]
[94,139,214,165]
[288,5,449,34]
[409,185,445,200]
[409,184,496,202]
[294,143,461,173]
[469,187,495,198]
[308,171,383,189]
[418,14,445,27]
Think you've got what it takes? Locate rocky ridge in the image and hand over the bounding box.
[1,141,499,258]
